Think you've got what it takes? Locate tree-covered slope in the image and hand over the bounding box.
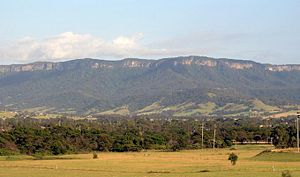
[0,56,300,116]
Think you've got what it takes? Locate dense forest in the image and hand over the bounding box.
[0,114,299,156]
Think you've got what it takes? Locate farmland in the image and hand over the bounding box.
[0,145,299,177]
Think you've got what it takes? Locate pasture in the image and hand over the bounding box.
[0,145,299,177]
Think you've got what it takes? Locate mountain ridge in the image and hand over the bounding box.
[1,56,300,117]
[1,56,300,73]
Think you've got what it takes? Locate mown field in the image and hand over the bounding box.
[0,145,299,177]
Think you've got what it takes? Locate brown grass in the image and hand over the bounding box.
[0,145,299,177]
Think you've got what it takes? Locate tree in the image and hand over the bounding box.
[271,126,290,148]
[167,139,181,151]
[228,153,238,165]
[253,135,261,143]
[236,131,248,144]
[50,141,66,155]
[95,134,112,151]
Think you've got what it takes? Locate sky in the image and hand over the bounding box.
[0,0,299,64]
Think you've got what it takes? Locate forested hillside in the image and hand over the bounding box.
[1,56,300,116]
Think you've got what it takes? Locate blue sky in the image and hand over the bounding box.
[0,0,299,64]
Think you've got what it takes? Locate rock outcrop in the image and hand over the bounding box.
[1,56,299,74]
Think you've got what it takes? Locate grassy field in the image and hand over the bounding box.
[0,145,299,177]
[251,99,281,112]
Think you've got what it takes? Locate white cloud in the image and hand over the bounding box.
[113,33,143,49]
[0,32,187,63]
[1,31,283,64]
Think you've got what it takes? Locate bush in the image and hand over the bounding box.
[93,152,98,159]
[228,153,238,165]
[167,140,182,151]
[0,148,18,156]
[282,170,292,177]
[32,154,45,160]
[51,141,67,155]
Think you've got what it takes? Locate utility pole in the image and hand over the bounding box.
[297,112,300,153]
[213,124,216,149]
[201,122,204,149]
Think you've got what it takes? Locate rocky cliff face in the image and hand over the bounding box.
[176,56,254,69]
[1,56,300,73]
[0,62,57,73]
[265,65,300,72]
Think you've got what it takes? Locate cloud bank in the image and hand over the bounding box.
[0,32,189,63]
[0,31,286,64]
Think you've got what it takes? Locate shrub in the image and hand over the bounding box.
[282,170,292,177]
[51,141,67,155]
[228,153,238,165]
[93,152,98,159]
[167,140,181,151]
[33,154,45,160]
[0,148,18,156]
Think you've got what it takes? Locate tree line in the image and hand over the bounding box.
[0,114,299,155]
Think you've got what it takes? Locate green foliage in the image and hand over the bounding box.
[167,140,181,151]
[32,154,45,160]
[51,141,67,155]
[271,125,297,148]
[228,153,238,165]
[0,148,18,156]
[0,115,298,155]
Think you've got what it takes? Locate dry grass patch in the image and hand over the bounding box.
[0,145,300,177]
